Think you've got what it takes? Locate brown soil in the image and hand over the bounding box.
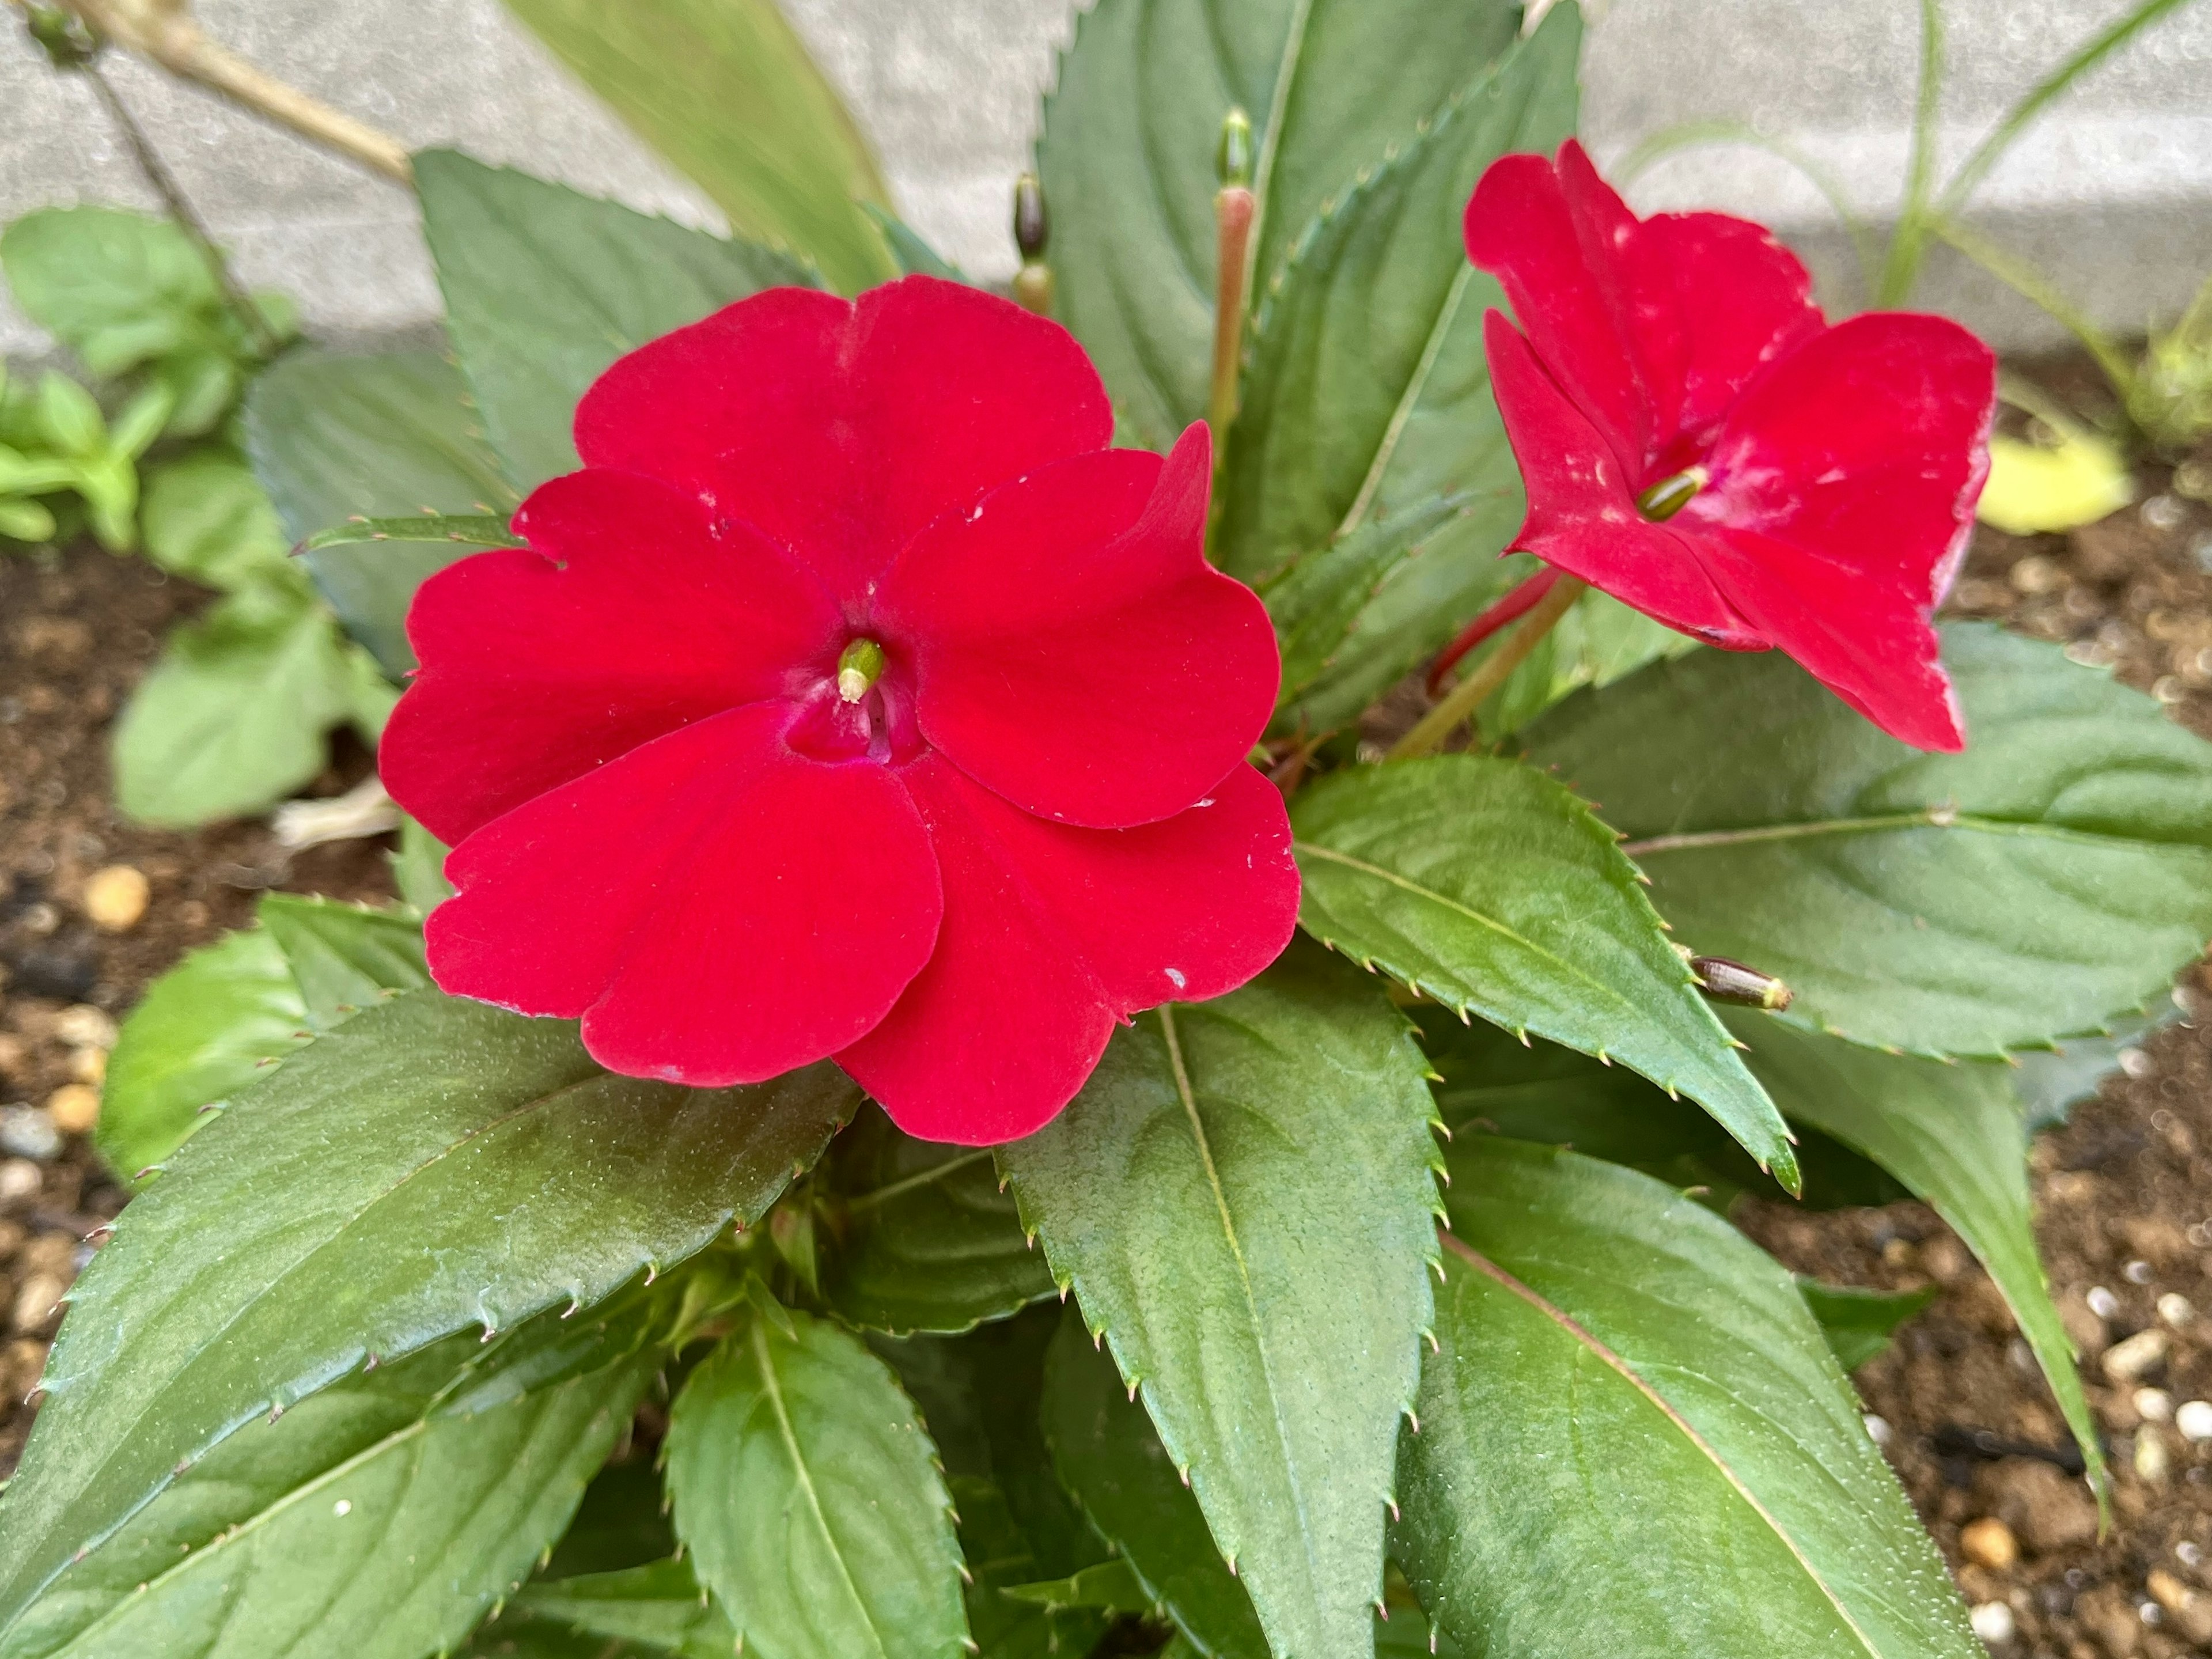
[1,362,2209,1657]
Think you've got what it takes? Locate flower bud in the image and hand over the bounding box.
[1217,107,1254,190]
[1013,172,1049,262]
[1690,955,1793,1011]
[837,637,885,703]
[1635,465,1709,522]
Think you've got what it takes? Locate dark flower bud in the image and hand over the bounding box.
[1013,172,1049,263]
[1690,955,1793,1010]
[1635,465,1708,522]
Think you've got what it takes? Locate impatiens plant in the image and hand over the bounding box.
[6,3,2211,1658]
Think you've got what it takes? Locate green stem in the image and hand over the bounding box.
[1928,216,2137,402]
[1388,574,1585,760]
[1875,0,1947,306]
[1208,185,1256,445]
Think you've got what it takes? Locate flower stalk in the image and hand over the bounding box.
[1389,574,1586,760]
[1425,566,1563,696]
[1207,107,1256,444]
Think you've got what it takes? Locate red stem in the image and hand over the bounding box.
[1425,566,1563,696]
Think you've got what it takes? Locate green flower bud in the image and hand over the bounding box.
[1217,107,1253,190]
[1635,465,1709,522]
[837,637,886,703]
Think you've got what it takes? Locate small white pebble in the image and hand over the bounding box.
[2102,1328,2169,1383]
[2137,1431,2171,1484]
[2179,1541,2205,1567]
[2143,494,2185,531]
[2158,1293,2194,1327]
[2120,1046,2154,1078]
[2088,1286,2122,1319]
[0,1160,40,1205]
[333,1499,351,1517]
[2137,1388,2175,1422]
[1969,1601,2015,1645]
[2125,1259,2155,1285]
[2176,1400,2212,1442]
[1863,1414,1892,1446]
[2141,1601,2164,1627]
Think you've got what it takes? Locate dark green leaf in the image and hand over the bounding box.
[244,349,516,675]
[0,991,854,1632]
[1293,754,1796,1187]
[1040,0,1523,449]
[1524,623,2212,1058]
[415,150,813,493]
[299,513,524,554]
[2013,1002,2181,1130]
[999,942,1440,1659]
[1042,1312,1265,1658]
[110,590,362,827]
[540,1458,676,1581]
[97,897,426,1183]
[1800,1278,1938,1372]
[1396,1139,1981,1659]
[1726,1010,2107,1505]
[946,1476,1111,1659]
[0,1300,659,1659]
[516,1559,735,1659]
[667,1310,968,1659]
[497,0,892,293]
[821,1104,1053,1336]
[865,207,964,282]
[1001,1559,1153,1616]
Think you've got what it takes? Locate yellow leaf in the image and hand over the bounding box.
[1977,430,2134,536]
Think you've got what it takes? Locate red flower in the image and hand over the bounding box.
[380,276,1298,1144]
[1464,141,1996,751]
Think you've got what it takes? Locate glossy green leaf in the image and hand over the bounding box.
[415,150,813,493]
[1293,754,1796,1188]
[1800,1279,1937,1372]
[0,1302,657,1659]
[498,0,892,293]
[97,897,426,1183]
[1396,1138,1981,1659]
[667,1310,968,1659]
[1041,1312,1265,1658]
[0,991,855,1633]
[1524,623,2212,1058]
[1726,1010,2107,1505]
[110,589,363,827]
[244,349,516,676]
[1040,0,1522,449]
[139,452,298,593]
[1411,1009,1903,1211]
[516,1559,736,1659]
[821,1104,1053,1336]
[999,942,1440,1659]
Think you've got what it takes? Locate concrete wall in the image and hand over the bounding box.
[3,0,2209,357]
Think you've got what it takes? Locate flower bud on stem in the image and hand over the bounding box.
[1011,171,1054,315]
[1207,107,1256,444]
[1688,955,1794,1011]
[1388,574,1586,759]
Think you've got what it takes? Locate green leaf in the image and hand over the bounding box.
[1800,1278,1937,1372]
[820,1104,1054,1336]
[666,1310,969,1659]
[139,452,300,593]
[110,590,359,827]
[1480,588,1697,739]
[1524,623,2212,1059]
[0,991,855,1634]
[865,207,964,282]
[0,207,213,375]
[414,150,815,494]
[2012,1002,2180,1130]
[1000,1559,1154,1615]
[516,1559,737,1659]
[0,1306,657,1659]
[1412,1009,1907,1211]
[1039,0,1524,450]
[299,513,525,554]
[497,0,892,293]
[1396,1138,1982,1659]
[540,1458,677,1581]
[244,349,517,676]
[1041,1311,1266,1658]
[1725,1011,2107,1505]
[998,942,1440,1659]
[1259,494,1463,715]
[97,896,426,1183]
[391,815,456,916]
[1293,754,1796,1188]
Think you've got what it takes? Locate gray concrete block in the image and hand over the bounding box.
[3,0,2209,361]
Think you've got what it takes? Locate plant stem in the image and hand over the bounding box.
[83,59,281,357]
[1929,215,2137,402]
[1389,574,1585,760]
[1875,0,1947,307]
[1426,565,1562,695]
[25,0,411,183]
[1207,184,1256,443]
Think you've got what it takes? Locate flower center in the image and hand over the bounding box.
[1635,465,1709,522]
[837,637,887,702]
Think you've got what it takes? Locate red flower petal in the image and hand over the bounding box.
[878,423,1279,830]
[1464,141,1821,472]
[1680,311,1995,749]
[573,276,1113,594]
[1483,313,1753,646]
[835,753,1298,1144]
[382,469,840,846]
[427,703,942,1086]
